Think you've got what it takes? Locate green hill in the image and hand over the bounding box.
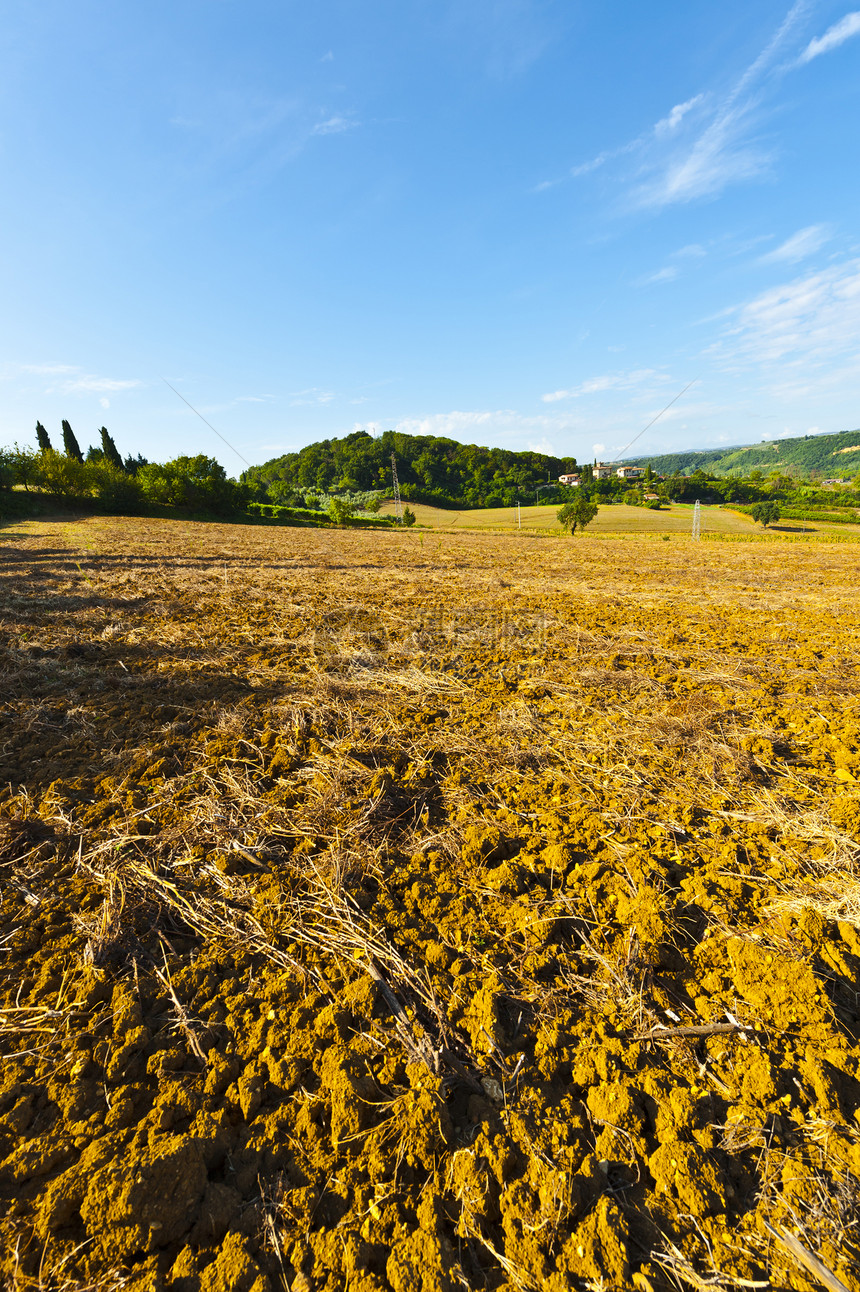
[244,430,578,509]
[627,427,860,477]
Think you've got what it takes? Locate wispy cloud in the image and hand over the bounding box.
[1,362,77,378]
[63,375,143,394]
[635,266,678,286]
[759,223,831,263]
[380,408,589,443]
[290,387,334,406]
[563,3,813,210]
[0,362,142,395]
[715,258,860,371]
[311,114,357,136]
[541,369,664,402]
[654,95,705,136]
[569,138,639,179]
[799,11,860,61]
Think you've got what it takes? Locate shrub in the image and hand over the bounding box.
[36,450,91,498]
[328,498,355,525]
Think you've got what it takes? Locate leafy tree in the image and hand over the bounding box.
[644,463,654,483]
[137,455,244,514]
[402,506,416,527]
[37,450,90,497]
[99,427,124,471]
[61,420,84,463]
[86,446,105,462]
[123,453,149,475]
[327,497,354,524]
[557,496,598,534]
[5,445,41,491]
[751,501,781,528]
[36,422,52,453]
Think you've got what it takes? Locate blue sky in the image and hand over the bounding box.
[1,0,859,469]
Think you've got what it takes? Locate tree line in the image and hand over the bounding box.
[1,421,248,516]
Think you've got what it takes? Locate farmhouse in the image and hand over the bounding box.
[617,465,645,480]
[593,462,616,480]
[558,473,581,486]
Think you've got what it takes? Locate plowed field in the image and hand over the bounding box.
[1,515,859,1292]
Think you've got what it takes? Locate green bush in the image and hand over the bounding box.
[137,455,245,515]
[327,497,354,525]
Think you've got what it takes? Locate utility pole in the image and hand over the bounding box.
[517,500,521,530]
[391,453,403,523]
[692,499,701,540]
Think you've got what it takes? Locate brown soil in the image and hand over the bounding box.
[1,515,859,1292]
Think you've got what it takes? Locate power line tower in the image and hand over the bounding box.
[692,499,701,540]
[391,452,403,523]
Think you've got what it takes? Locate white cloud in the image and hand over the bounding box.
[541,369,663,402]
[635,2,809,208]
[564,5,807,208]
[63,376,142,394]
[799,11,860,61]
[289,388,334,405]
[378,408,590,445]
[635,266,678,286]
[527,437,556,455]
[716,258,860,370]
[0,362,77,379]
[760,224,831,263]
[654,95,705,136]
[570,139,639,178]
[1,361,142,397]
[674,243,707,259]
[311,115,356,136]
[100,398,110,409]
[592,442,606,455]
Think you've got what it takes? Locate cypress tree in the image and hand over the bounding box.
[99,426,124,471]
[36,421,52,453]
[61,420,84,463]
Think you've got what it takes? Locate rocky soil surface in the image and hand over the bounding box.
[1,515,859,1291]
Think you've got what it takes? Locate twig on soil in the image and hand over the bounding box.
[763,1222,851,1292]
[634,1022,754,1042]
[152,937,209,1065]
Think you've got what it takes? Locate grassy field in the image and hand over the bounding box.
[1,514,859,1291]
[379,498,860,540]
[378,500,761,535]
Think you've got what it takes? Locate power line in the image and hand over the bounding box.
[391,452,403,522]
[615,378,698,463]
[162,379,253,468]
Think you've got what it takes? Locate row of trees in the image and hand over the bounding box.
[35,420,148,476]
[3,435,249,517]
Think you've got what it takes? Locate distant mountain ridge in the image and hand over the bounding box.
[625,426,860,477]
